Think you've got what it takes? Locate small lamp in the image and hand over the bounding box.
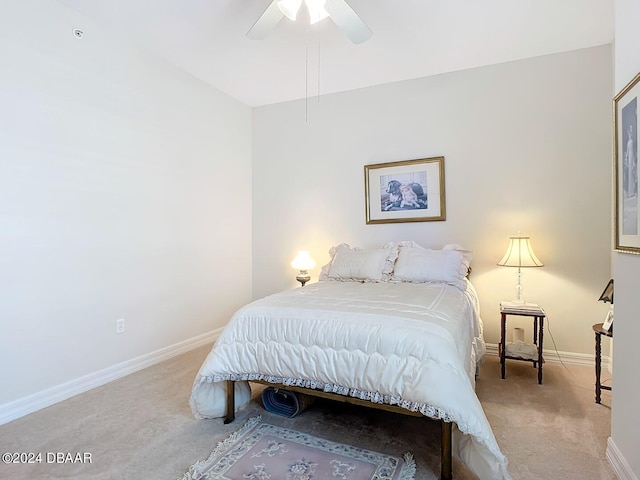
[497,235,544,303]
[598,279,614,304]
[291,251,315,287]
[598,279,614,332]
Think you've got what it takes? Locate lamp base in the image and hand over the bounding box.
[512,270,525,303]
[296,270,310,287]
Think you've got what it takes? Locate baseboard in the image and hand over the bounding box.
[485,343,611,369]
[607,437,639,480]
[0,338,612,426]
[0,328,223,426]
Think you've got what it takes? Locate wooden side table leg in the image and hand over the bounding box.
[595,332,602,404]
[537,316,544,385]
[533,317,539,368]
[500,313,506,379]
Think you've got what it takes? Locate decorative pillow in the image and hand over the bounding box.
[443,243,474,266]
[395,240,421,249]
[392,245,471,290]
[319,243,398,282]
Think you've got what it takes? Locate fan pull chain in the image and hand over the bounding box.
[317,26,321,104]
[305,21,309,123]
[305,44,309,123]
[304,20,322,122]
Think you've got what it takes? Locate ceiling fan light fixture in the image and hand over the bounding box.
[248,0,372,45]
[277,0,302,21]
[306,0,329,24]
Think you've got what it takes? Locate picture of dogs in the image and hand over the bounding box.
[400,184,420,208]
[385,180,403,208]
[382,179,427,211]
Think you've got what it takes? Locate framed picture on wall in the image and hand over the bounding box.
[364,157,445,224]
[614,71,640,254]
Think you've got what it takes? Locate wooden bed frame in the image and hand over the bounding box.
[223,379,453,480]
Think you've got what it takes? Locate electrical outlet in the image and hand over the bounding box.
[116,318,125,334]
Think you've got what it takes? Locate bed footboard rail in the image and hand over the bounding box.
[223,379,453,480]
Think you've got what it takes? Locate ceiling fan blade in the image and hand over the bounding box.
[247,0,285,40]
[324,0,372,44]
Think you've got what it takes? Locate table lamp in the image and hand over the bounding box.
[291,251,315,287]
[598,279,614,304]
[497,235,544,303]
[598,279,614,332]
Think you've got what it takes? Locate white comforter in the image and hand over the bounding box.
[190,281,510,480]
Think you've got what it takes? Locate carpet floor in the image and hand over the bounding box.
[0,344,615,479]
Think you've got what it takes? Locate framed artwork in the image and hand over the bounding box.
[614,71,640,254]
[364,157,445,224]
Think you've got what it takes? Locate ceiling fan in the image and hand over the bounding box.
[247,0,372,45]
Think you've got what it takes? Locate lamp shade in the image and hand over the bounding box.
[291,251,316,271]
[598,279,614,304]
[278,0,303,20]
[497,236,544,268]
[278,0,328,24]
[306,0,329,23]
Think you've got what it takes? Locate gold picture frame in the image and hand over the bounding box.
[614,71,640,254]
[364,157,446,224]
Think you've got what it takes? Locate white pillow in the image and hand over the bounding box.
[443,243,474,266]
[320,243,398,282]
[395,240,421,248]
[392,246,471,289]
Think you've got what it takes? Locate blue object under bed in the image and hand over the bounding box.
[261,387,315,418]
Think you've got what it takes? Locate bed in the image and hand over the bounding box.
[189,242,510,480]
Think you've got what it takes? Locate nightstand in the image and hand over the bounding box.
[499,302,545,384]
[592,323,612,404]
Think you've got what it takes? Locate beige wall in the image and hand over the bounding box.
[611,1,640,477]
[0,2,253,411]
[252,45,612,356]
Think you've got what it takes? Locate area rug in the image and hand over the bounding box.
[178,416,416,480]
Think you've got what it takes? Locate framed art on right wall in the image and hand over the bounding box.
[615,71,640,254]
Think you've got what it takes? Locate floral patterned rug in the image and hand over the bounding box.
[178,416,416,480]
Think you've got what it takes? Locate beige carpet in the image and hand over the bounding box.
[0,345,614,480]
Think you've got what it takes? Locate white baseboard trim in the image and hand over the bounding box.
[607,437,639,480]
[0,337,613,426]
[0,328,223,426]
[485,342,611,369]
